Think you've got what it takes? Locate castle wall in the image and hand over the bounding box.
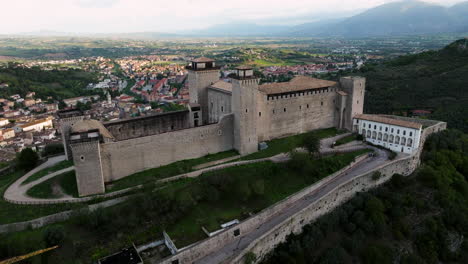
[154,120,446,264]
[207,88,232,124]
[103,110,190,141]
[100,114,234,182]
[256,87,339,142]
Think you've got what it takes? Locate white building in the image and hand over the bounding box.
[0,118,9,127]
[14,118,53,133]
[353,114,422,154]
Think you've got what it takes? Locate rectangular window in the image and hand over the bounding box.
[234,229,240,236]
[259,112,261,117]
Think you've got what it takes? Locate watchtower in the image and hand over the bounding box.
[231,66,259,155]
[339,76,366,131]
[187,57,220,125]
[58,109,84,160]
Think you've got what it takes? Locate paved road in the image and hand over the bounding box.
[194,147,389,264]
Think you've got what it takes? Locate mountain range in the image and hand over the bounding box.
[187,0,468,37]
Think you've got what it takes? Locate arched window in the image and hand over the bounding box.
[372,131,377,139]
[389,135,394,143]
[395,136,401,145]
[401,137,406,146]
[362,129,366,137]
[378,132,383,140]
[407,138,413,147]
[383,134,388,142]
[367,130,371,138]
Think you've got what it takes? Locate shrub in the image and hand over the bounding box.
[251,179,265,196]
[244,252,256,264]
[372,171,382,181]
[43,143,64,156]
[43,225,65,247]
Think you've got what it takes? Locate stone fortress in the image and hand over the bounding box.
[60,57,366,197]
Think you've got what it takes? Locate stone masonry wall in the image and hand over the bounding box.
[207,88,232,124]
[100,114,234,182]
[103,110,190,141]
[256,87,338,142]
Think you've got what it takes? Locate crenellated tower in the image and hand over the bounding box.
[231,66,259,155]
[187,57,220,125]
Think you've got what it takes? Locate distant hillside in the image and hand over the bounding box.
[190,1,468,37]
[361,38,468,132]
[289,0,468,37]
[0,64,99,100]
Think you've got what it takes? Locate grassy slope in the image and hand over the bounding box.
[21,160,73,185]
[0,171,81,224]
[26,171,79,199]
[360,38,468,132]
[167,149,369,247]
[106,150,239,192]
[241,127,341,160]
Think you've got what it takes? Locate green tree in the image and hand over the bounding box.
[303,133,320,155]
[17,148,39,171]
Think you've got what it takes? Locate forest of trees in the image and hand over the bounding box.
[0,63,99,100]
[262,129,468,264]
[358,38,468,132]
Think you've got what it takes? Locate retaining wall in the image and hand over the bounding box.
[0,196,130,233]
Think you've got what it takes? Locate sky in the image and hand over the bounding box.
[0,0,465,34]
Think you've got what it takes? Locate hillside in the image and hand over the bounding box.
[290,0,468,37]
[263,129,468,264]
[0,64,99,100]
[188,1,468,37]
[360,38,468,132]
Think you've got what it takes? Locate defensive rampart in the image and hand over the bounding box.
[100,114,234,182]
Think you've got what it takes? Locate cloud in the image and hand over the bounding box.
[75,0,121,8]
[0,0,465,34]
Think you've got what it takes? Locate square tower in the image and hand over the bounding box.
[339,76,366,131]
[187,57,220,125]
[231,66,259,155]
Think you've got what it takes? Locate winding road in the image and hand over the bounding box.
[194,146,389,264]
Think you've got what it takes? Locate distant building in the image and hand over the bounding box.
[1,128,15,140]
[14,117,53,133]
[23,98,36,107]
[0,118,9,127]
